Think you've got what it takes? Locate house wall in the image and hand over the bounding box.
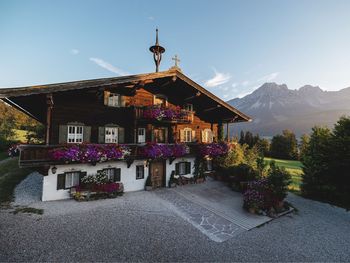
[42,156,195,201]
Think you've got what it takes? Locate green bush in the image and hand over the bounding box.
[267,161,291,201]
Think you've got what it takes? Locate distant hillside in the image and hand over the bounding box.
[228,83,350,137]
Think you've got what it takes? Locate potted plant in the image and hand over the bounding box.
[145,175,152,191]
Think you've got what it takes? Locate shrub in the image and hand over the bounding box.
[267,161,291,202]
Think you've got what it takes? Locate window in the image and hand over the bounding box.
[154,95,167,106]
[103,168,120,182]
[67,125,83,143]
[184,104,193,112]
[202,129,213,143]
[138,128,146,143]
[107,93,120,107]
[153,128,166,143]
[136,165,144,180]
[65,172,80,189]
[205,159,213,171]
[176,162,191,175]
[105,127,118,143]
[184,128,192,142]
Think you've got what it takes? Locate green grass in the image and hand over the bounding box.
[264,157,303,193]
[0,152,8,161]
[0,158,32,206]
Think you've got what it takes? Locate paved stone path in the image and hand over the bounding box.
[154,178,271,242]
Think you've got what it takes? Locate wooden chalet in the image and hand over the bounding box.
[0,32,251,201]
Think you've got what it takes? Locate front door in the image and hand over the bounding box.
[150,161,165,188]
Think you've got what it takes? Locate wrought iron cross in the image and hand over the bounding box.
[172,55,180,67]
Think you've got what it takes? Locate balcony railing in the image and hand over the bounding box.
[134,105,193,123]
[18,143,197,168]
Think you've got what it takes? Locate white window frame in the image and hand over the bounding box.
[107,93,120,107]
[178,162,187,175]
[105,127,118,143]
[65,172,80,189]
[137,128,146,143]
[184,128,192,143]
[203,129,213,143]
[154,94,167,106]
[136,165,144,180]
[104,168,116,181]
[67,125,83,143]
[184,104,193,112]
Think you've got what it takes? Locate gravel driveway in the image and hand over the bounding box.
[1,183,350,262]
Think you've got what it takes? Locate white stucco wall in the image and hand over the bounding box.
[42,156,195,201]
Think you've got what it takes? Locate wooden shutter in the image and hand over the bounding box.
[57,173,66,190]
[58,125,68,144]
[201,130,205,143]
[120,96,126,107]
[104,91,110,105]
[179,129,185,142]
[164,127,168,143]
[98,127,105,143]
[79,172,87,185]
[175,163,180,175]
[118,127,125,143]
[114,168,121,182]
[83,126,91,143]
[186,162,191,174]
[191,130,196,142]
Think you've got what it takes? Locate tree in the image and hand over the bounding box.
[239,130,245,145]
[270,130,298,160]
[244,131,254,148]
[299,134,310,161]
[256,138,270,156]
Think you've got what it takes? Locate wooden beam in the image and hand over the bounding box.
[203,105,221,112]
[184,91,201,101]
[45,94,53,145]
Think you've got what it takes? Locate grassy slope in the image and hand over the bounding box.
[0,158,32,206]
[264,157,303,193]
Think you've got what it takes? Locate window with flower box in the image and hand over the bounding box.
[67,125,83,143]
[105,127,118,143]
[202,129,213,143]
[175,162,191,175]
[102,168,121,182]
[57,171,86,190]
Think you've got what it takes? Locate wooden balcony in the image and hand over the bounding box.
[134,106,193,123]
[18,143,197,168]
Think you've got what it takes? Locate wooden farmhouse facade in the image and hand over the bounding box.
[0,40,251,201]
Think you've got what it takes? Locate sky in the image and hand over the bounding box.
[1,0,350,100]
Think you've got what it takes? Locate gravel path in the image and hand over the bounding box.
[1,185,350,261]
[13,172,43,206]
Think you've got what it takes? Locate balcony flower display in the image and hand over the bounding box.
[140,143,189,159]
[143,106,187,121]
[8,144,20,158]
[198,142,229,158]
[50,144,131,164]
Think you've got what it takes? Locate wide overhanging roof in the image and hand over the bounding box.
[0,69,251,124]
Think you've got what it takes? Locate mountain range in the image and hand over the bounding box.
[227,83,350,137]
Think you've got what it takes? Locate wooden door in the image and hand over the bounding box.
[150,161,165,188]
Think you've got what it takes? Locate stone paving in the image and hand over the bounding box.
[154,178,271,242]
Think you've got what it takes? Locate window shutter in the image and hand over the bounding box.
[186,162,191,174]
[164,127,168,143]
[98,127,105,143]
[191,130,196,142]
[79,172,87,185]
[83,126,91,143]
[58,125,68,144]
[201,130,205,143]
[209,130,213,143]
[57,173,66,190]
[179,129,185,142]
[120,96,126,107]
[118,127,125,143]
[104,91,110,105]
[114,168,121,182]
[175,163,180,175]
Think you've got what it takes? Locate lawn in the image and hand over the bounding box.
[0,158,32,206]
[0,152,8,161]
[264,157,303,193]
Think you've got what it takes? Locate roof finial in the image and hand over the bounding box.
[172,54,180,67]
[149,28,165,72]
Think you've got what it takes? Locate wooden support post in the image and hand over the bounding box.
[226,122,230,143]
[45,94,54,145]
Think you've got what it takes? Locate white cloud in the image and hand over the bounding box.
[204,69,231,88]
[70,49,79,55]
[258,72,279,82]
[89,57,129,76]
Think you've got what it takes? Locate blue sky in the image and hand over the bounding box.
[1,0,350,100]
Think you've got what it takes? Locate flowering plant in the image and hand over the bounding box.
[243,189,265,210]
[8,144,20,158]
[140,143,189,159]
[143,106,187,121]
[50,144,131,164]
[198,142,229,158]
